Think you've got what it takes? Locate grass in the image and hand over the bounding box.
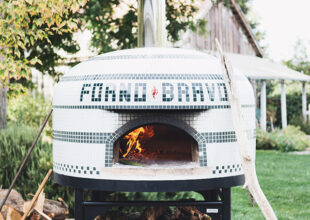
[231,150,310,219]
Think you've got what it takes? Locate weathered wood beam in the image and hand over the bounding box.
[216,39,277,220]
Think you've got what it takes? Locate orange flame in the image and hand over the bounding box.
[121,126,154,158]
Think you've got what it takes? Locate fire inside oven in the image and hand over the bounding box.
[113,124,199,166]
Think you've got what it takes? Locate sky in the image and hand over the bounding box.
[250,0,310,61]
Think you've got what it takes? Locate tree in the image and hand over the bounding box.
[80,0,206,53]
[0,0,207,129]
[0,0,87,129]
[284,40,310,76]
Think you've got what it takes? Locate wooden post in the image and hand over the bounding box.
[302,82,307,122]
[260,80,267,131]
[0,84,7,129]
[216,39,277,220]
[281,80,287,128]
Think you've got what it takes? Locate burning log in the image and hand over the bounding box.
[120,126,154,160]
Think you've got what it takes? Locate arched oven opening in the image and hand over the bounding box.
[113,124,199,166]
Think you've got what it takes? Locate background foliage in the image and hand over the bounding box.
[7,93,52,137]
[256,126,310,152]
[267,91,310,132]
[0,123,74,213]
[284,40,310,76]
[0,0,87,93]
[80,0,207,54]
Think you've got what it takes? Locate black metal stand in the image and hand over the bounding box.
[74,188,231,220]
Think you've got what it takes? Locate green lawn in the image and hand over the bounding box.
[231,150,310,220]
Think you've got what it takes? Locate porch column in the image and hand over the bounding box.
[302,82,307,121]
[281,80,287,128]
[250,79,257,106]
[260,80,266,131]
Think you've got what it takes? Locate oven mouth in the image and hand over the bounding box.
[113,124,199,167]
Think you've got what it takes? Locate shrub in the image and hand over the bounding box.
[0,123,74,214]
[256,125,310,152]
[7,94,52,137]
[268,91,310,128]
[290,115,310,134]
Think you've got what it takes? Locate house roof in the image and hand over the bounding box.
[226,53,310,82]
[190,0,264,58]
[228,0,264,57]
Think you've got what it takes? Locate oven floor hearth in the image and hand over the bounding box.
[113,161,199,168]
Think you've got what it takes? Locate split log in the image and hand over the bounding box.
[141,207,164,220]
[215,39,277,220]
[22,169,53,220]
[6,206,22,220]
[178,206,211,220]
[23,191,45,216]
[0,189,24,214]
[23,198,68,220]
[43,199,69,219]
[1,188,68,220]
[0,212,4,220]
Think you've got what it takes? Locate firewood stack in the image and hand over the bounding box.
[0,189,69,220]
[96,206,211,220]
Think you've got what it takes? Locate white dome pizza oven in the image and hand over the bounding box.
[52,47,256,191]
[52,1,256,219]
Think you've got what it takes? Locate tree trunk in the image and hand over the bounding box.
[0,83,7,129]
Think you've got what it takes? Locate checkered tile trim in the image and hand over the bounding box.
[53,130,111,144]
[201,131,237,143]
[201,129,256,143]
[212,164,242,174]
[52,104,231,110]
[53,130,256,144]
[53,162,100,175]
[60,73,224,82]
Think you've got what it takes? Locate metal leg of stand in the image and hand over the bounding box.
[197,190,220,220]
[222,188,231,220]
[75,188,84,220]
